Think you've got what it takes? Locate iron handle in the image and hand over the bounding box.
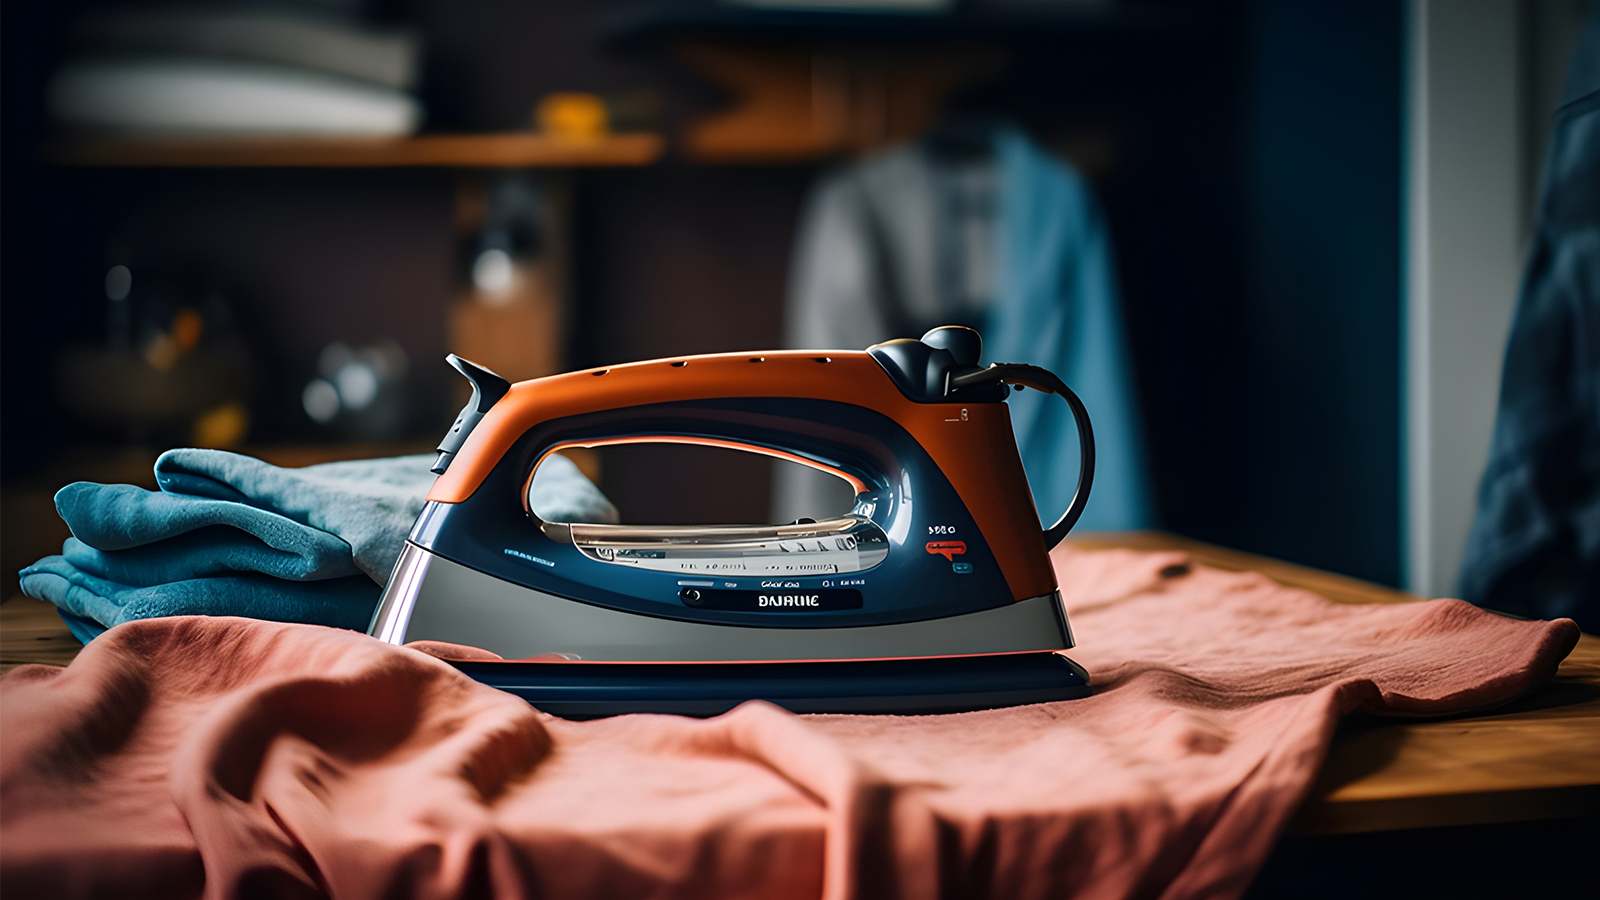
[948,363,1096,551]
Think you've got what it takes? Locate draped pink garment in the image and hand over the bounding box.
[0,549,1580,899]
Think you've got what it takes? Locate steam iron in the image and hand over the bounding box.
[370,326,1096,717]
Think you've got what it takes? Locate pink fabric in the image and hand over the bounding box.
[0,549,1579,899]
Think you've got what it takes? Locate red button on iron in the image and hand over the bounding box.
[925,540,967,561]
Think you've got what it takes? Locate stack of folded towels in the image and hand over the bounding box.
[19,450,618,643]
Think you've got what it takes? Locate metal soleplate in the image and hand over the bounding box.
[453,652,1091,718]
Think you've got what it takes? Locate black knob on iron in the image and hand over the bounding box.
[430,354,511,475]
[921,325,982,368]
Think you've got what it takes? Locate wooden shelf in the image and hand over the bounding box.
[43,132,665,169]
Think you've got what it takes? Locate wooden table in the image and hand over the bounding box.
[3,532,1597,836]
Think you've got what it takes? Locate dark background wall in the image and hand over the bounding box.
[0,1,1405,585]
[1226,1,1405,581]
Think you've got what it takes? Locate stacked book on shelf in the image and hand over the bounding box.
[49,3,423,136]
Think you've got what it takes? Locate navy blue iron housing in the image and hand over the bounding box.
[411,397,1022,630]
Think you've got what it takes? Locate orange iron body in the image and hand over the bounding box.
[371,325,1095,716]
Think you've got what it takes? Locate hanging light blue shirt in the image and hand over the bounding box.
[782,128,1152,530]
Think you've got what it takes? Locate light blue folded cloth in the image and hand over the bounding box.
[19,449,618,643]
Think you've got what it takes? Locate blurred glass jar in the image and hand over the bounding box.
[300,340,412,440]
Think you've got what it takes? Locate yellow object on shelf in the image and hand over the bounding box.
[536,93,609,140]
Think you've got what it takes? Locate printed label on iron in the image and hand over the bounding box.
[678,588,863,611]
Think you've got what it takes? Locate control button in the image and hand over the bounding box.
[925,540,967,561]
[865,338,949,401]
[867,328,1008,403]
[678,588,704,606]
[921,325,983,367]
[952,561,974,574]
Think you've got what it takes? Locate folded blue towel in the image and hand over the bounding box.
[22,561,379,644]
[20,449,618,642]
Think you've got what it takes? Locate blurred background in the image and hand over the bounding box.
[2,0,1593,604]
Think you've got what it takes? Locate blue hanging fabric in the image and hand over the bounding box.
[986,129,1152,530]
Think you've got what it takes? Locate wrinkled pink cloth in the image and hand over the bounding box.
[0,549,1580,899]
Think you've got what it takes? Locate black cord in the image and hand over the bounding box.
[949,363,1096,550]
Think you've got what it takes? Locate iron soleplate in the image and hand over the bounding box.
[453,652,1091,718]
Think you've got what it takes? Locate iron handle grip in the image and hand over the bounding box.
[949,363,1096,551]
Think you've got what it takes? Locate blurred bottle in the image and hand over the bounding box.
[449,175,566,382]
